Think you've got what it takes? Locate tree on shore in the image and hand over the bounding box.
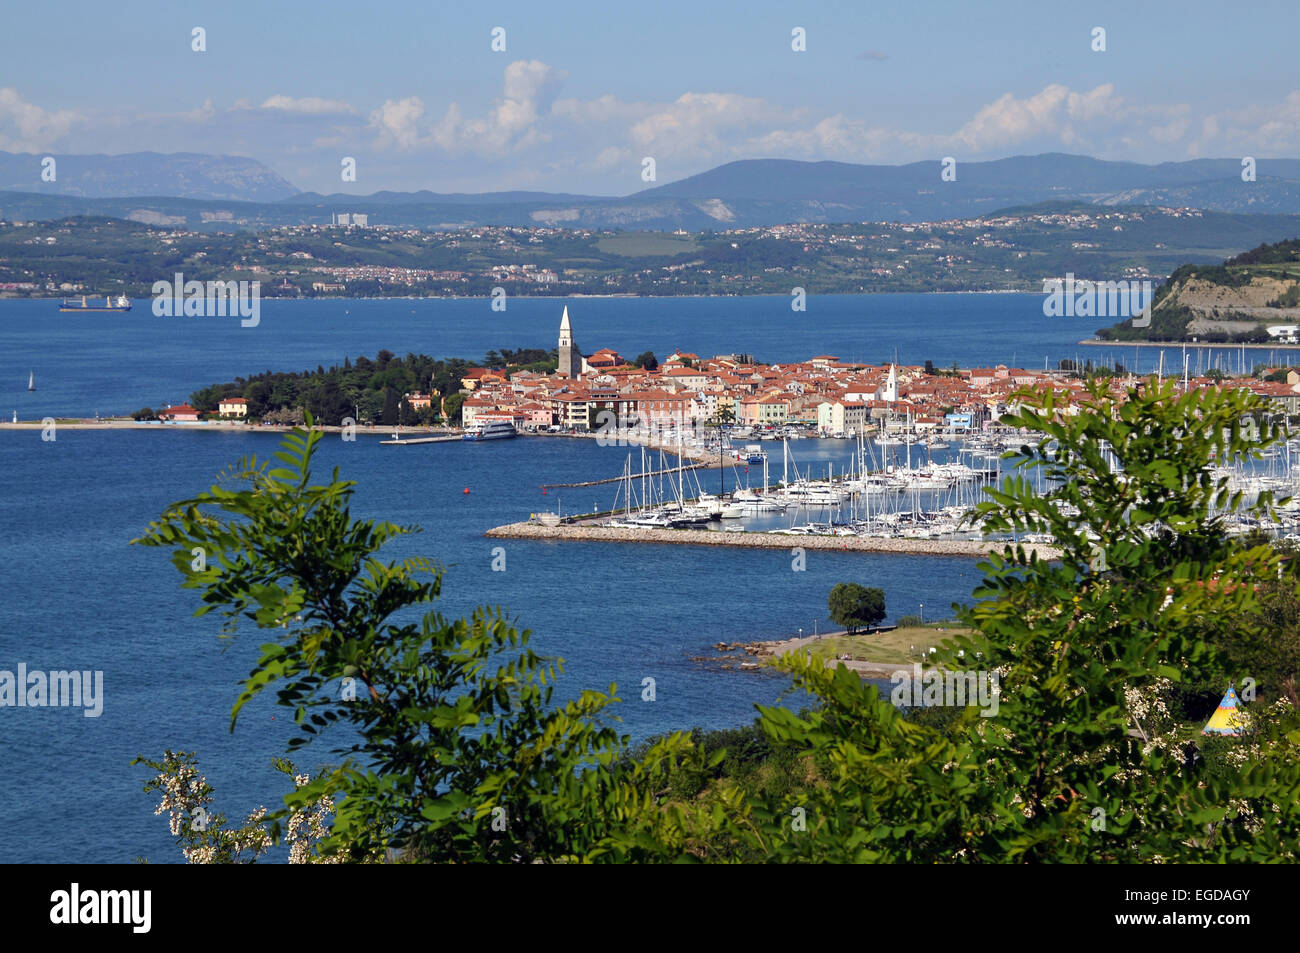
[828,583,886,634]
[443,392,467,426]
[380,386,400,426]
[133,420,702,862]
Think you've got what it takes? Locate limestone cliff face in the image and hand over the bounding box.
[1154,273,1300,333]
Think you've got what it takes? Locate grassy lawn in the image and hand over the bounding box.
[804,623,978,665]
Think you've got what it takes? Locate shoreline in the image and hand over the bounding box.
[0,420,790,468]
[1078,338,1300,350]
[736,631,911,679]
[0,418,456,434]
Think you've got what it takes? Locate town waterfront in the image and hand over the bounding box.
[0,291,1290,863]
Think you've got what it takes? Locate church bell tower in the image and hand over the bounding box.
[558,306,583,378]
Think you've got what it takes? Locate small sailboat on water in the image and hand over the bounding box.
[28,371,35,392]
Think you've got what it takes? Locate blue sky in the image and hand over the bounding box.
[3,0,1298,194]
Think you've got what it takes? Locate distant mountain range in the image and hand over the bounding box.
[4,152,1300,229]
[0,151,298,202]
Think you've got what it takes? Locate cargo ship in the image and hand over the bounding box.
[59,295,132,313]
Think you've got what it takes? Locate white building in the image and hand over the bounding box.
[817,400,867,436]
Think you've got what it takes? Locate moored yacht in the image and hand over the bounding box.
[462,419,518,441]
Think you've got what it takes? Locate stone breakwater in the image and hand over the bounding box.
[484,521,1061,559]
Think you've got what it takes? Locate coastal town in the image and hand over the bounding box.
[435,307,1300,438]
[23,303,1300,435]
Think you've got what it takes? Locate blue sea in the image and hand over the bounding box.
[0,293,1292,863]
[6,293,1296,420]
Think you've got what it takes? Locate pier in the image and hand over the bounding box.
[380,434,462,445]
[484,520,1060,559]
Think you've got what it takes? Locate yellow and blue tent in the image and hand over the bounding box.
[1201,685,1248,736]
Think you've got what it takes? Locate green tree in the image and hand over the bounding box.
[397,398,417,428]
[443,391,467,426]
[380,387,399,426]
[634,351,658,371]
[1218,578,1300,705]
[736,378,1300,863]
[827,583,886,634]
[132,423,702,862]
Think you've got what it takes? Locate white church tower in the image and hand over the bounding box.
[881,363,899,402]
[558,306,583,378]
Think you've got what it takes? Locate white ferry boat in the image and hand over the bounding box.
[462,419,517,441]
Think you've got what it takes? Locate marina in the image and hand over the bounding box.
[490,425,1300,550]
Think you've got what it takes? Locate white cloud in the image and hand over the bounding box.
[591,145,629,171]
[19,69,1300,194]
[260,95,356,116]
[1191,90,1300,157]
[185,98,217,123]
[370,96,428,149]
[627,92,793,158]
[375,60,566,156]
[747,114,933,160]
[552,93,648,124]
[953,85,1071,151]
[0,87,76,152]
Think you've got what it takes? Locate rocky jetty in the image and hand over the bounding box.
[484,521,1061,559]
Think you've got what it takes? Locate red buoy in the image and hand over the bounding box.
[463,487,470,494]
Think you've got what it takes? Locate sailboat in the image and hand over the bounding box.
[28,372,35,392]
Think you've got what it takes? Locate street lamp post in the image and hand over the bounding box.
[920,602,924,625]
